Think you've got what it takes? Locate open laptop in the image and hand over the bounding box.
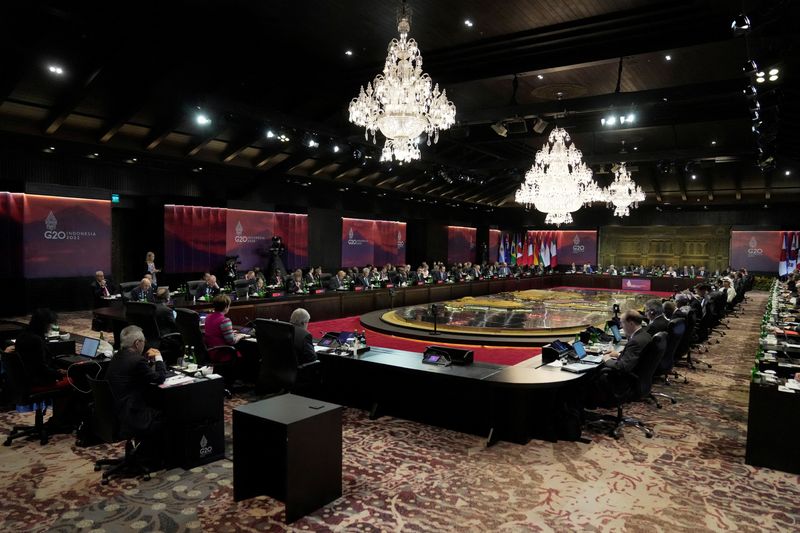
[610,324,625,344]
[572,341,603,364]
[79,337,100,358]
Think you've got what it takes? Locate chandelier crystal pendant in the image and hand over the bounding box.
[348,1,456,163]
[604,162,646,217]
[514,127,603,226]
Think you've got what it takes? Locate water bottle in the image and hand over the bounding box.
[178,344,187,368]
[187,346,196,366]
[352,330,360,355]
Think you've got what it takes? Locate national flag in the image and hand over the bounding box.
[509,235,517,265]
[550,231,558,268]
[499,233,507,263]
[541,232,551,266]
[779,232,788,277]
[789,232,799,272]
[532,232,539,266]
[527,232,534,266]
[516,234,524,266]
[520,233,528,266]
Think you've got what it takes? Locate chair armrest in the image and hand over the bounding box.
[161,332,182,341]
[298,359,321,370]
[208,345,237,352]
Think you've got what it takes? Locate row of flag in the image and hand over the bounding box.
[779,231,799,276]
[498,231,558,267]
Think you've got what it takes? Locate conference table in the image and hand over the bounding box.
[94,273,699,349]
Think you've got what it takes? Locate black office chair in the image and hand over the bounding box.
[651,318,685,407]
[124,302,183,362]
[233,279,252,298]
[86,376,151,484]
[186,280,205,298]
[173,308,236,391]
[2,350,68,446]
[587,332,667,440]
[254,318,319,396]
[119,281,140,301]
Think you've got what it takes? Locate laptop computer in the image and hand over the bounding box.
[610,324,624,343]
[573,341,603,364]
[79,337,100,358]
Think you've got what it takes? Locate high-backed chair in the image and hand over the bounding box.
[254,318,319,395]
[651,318,685,407]
[87,376,151,484]
[233,279,252,298]
[2,350,68,446]
[186,280,205,298]
[119,281,140,301]
[588,332,667,440]
[125,302,181,364]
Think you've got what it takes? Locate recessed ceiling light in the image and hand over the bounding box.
[266,130,275,138]
[665,55,672,61]
[627,114,634,122]
[786,170,792,176]
[769,68,779,76]
[756,71,765,77]
[633,146,639,151]
[537,74,543,80]
[132,157,137,162]
[49,146,55,150]
[47,64,64,75]
[756,77,765,83]
[345,50,353,56]
[691,174,697,180]
[93,152,99,157]
[769,75,778,81]
[711,140,717,145]
[333,144,340,153]
[195,113,211,126]
[464,19,473,27]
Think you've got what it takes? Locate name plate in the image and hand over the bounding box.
[385,283,394,288]
[270,291,285,298]
[354,286,364,292]
[436,280,443,284]
[417,281,424,286]
[313,288,325,294]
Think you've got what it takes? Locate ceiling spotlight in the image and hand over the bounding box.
[307,139,318,148]
[192,167,203,173]
[537,74,544,80]
[332,144,340,153]
[605,116,616,126]
[47,64,64,75]
[278,134,290,143]
[633,146,639,151]
[49,146,55,151]
[786,170,792,176]
[464,19,473,27]
[195,113,211,126]
[731,13,751,35]
[627,114,634,123]
[490,122,508,137]
[619,115,626,124]
[665,55,672,61]
[769,68,779,76]
[266,130,275,138]
[769,75,778,82]
[691,174,697,180]
[756,77,765,83]
[742,59,759,75]
[345,50,353,56]
[711,140,717,145]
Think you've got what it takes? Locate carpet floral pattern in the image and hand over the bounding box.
[2,293,799,531]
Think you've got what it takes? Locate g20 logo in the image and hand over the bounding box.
[572,234,585,253]
[44,230,67,240]
[747,237,763,257]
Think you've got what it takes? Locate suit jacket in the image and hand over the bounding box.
[14,330,62,386]
[305,273,320,286]
[328,276,347,290]
[356,275,371,288]
[91,279,116,299]
[105,348,166,435]
[287,279,305,294]
[293,328,317,365]
[646,315,670,336]
[198,284,220,298]
[604,328,652,374]
[130,286,155,302]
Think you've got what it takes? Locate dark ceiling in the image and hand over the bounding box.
[0,0,798,212]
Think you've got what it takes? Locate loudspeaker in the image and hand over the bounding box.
[424,345,474,365]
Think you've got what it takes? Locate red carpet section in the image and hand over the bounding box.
[308,316,539,366]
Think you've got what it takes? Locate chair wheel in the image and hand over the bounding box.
[94,465,102,471]
[670,398,678,404]
[611,429,621,440]
[645,430,654,438]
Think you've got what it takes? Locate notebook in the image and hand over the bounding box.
[562,362,599,373]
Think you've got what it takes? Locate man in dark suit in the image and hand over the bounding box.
[289,308,317,365]
[130,278,155,302]
[644,298,669,335]
[328,270,348,290]
[198,275,221,299]
[105,325,166,460]
[91,270,117,306]
[356,267,371,289]
[153,288,177,335]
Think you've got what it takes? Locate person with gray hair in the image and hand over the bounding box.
[105,325,167,444]
[289,308,316,365]
[644,298,669,335]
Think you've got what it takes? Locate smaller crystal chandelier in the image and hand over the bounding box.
[515,127,604,225]
[348,1,456,163]
[604,162,646,217]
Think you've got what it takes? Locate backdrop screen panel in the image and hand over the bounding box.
[164,205,227,273]
[226,209,308,271]
[447,226,477,264]
[557,230,598,265]
[341,218,405,267]
[729,230,782,272]
[489,229,500,264]
[22,194,111,278]
[0,192,24,278]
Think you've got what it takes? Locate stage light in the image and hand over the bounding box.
[195,113,211,126]
[756,77,765,83]
[332,144,340,153]
[731,13,751,35]
[345,50,353,56]
[786,170,792,176]
[691,174,697,180]
[464,19,473,27]
[769,68,779,76]
[711,140,717,146]
[266,130,275,138]
[665,55,672,61]
[47,64,64,75]
[769,75,778,82]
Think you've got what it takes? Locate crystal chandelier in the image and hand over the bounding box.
[348,1,456,163]
[605,162,646,217]
[514,127,603,225]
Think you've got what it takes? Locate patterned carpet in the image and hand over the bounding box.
[2,293,800,532]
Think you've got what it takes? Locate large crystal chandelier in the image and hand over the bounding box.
[348,1,456,163]
[515,127,603,225]
[604,162,646,217]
